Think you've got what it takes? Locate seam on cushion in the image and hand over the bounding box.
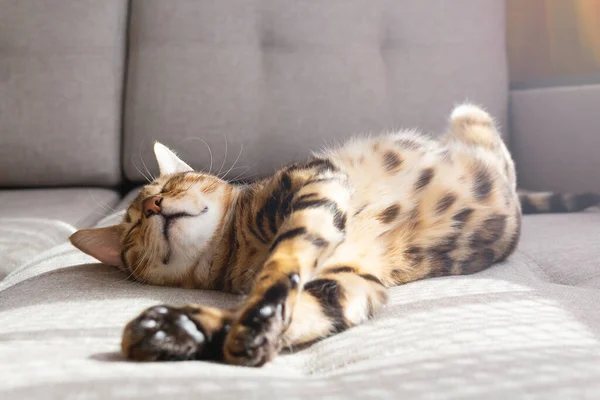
[512,249,554,282]
[119,0,133,187]
[573,274,600,287]
[514,248,600,289]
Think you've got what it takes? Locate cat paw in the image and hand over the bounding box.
[223,282,290,366]
[121,305,209,361]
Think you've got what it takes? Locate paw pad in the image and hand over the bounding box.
[122,306,206,361]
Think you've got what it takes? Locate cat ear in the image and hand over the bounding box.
[153,142,193,175]
[69,225,125,269]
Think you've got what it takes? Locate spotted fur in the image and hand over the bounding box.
[70,104,600,367]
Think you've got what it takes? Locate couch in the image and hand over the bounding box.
[1,1,600,399]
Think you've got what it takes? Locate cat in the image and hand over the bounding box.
[70,104,599,367]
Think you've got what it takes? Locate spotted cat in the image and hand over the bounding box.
[70,104,599,367]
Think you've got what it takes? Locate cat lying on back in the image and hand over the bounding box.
[71,104,600,367]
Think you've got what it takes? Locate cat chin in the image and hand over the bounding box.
[169,223,211,247]
[177,212,221,242]
[165,224,214,257]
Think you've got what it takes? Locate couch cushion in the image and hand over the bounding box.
[0,0,127,186]
[510,84,600,192]
[0,219,75,280]
[0,188,120,278]
[518,210,600,289]
[1,211,599,399]
[0,188,121,228]
[123,0,507,182]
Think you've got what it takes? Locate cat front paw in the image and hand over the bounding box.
[223,282,290,366]
[121,305,222,362]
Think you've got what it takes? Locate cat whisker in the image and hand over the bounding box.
[123,256,145,283]
[87,191,117,217]
[180,137,214,175]
[95,210,127,223]
[202,138,214,175]
[216,134,229,177]
[86,246,145,286]
[92,211,112,218]
[124,240,158,283]
[221,143,244,180]
[224,165,251,173]
[139,139,156,182]
[132,157,153,183]
[226,168,251,181]
[231,175,257,184]
[228,167,256,183]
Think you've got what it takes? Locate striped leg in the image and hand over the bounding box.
[282,264,388,346]
[222,177,351,366]
[120,262,388,363]
[121,245,388,364]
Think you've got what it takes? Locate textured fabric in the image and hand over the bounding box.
[0,218,75,280]
[510,85,600,192]
[123,0,507,182]
[0,0,127,186]
[0,188,120,278]
[0,188,121,228]
[1,211,600,399]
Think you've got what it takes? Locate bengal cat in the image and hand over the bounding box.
[70,104,599,367]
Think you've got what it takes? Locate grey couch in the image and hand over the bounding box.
[1,1,600,399]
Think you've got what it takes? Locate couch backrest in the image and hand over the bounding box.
[0,0,127,187]
[124,0,508,181]
[1,0,508,187]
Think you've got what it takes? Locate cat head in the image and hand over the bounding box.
[70,142,234,286]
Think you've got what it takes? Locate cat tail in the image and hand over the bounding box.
[448,103,500,149]
[519,191,600,214]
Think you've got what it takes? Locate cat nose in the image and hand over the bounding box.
[143,196,163,218]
